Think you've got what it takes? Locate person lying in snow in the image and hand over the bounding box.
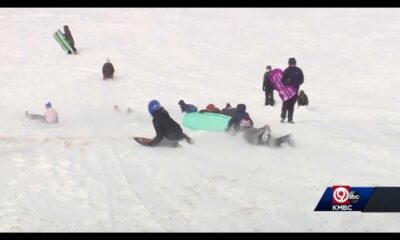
[178,100,198,113]
[199,104,221,114]
[220,103,236,117]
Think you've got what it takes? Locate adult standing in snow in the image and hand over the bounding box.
[102,58,115,80]
[25,102,59,124]
[147,100,192,147]
[280,57,304,123]
[263,65,274,106]
[62,25,77,54]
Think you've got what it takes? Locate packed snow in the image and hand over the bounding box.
[0,8,399,231]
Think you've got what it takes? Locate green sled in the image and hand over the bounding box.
[182,112,231,132]
[53,29,72,52]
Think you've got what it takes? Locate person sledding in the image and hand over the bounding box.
[143,100,193,147]
[199,104,221,114]
[25,102,59,124]
[225,103,254,133]
[178,100,198,113]
[225,104,294,147]
[242,124,295,147]
[220,103,236,117]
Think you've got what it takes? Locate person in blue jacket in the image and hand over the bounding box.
[178,100,198,113]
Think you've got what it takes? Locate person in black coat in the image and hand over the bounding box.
[297,90,309,107]
[220,103,236,117]
[280,57,304,123]
[102,58,115,80]
[263,65,275,106]
[148,100,192,147]
[63,25,77,54]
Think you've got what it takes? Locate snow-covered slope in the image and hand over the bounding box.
[0,8,399,231]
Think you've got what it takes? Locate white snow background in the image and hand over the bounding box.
[0,8,399,231]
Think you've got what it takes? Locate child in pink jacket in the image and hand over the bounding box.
[26,102,59,123]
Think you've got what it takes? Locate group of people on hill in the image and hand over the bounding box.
[27,26,302,147]
[263,58,309,123]
[159,98,294,147]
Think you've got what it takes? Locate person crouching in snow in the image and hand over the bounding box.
[25,102,59,124]
[102,58,115,80]
[297,90,309,108]
[225,103,254,132]
[147,100,193,147]
[178,100,198,113]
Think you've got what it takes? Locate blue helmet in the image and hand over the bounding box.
[148,100,161,115]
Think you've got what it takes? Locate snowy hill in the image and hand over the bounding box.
[0,8,399,231]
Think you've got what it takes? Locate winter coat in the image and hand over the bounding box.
[179,103,198,113]
[263,71,274,91]
[150,108,185,146]
[102,62,115,78]
[221,107,236,117]
[44,108,59,123]
[63,27,75,47]
[226,104,254,131]
[282,66,304,91]
[297,92,309,106]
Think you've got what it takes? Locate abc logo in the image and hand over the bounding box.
[348,191,360,204]
[333,187,360,204]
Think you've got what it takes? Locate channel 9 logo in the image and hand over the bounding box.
[315,185,400,212]
[331,186,360,211]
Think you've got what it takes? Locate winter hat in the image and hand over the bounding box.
[45,102,52,109]
[63,25,69,29]
[288,57,296,65]
[266,65,272,70]
[206,104,216,111]
[236,103,246,112]
[148,100,161,115]
[178,100,185,106]
[226,103,231,108]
